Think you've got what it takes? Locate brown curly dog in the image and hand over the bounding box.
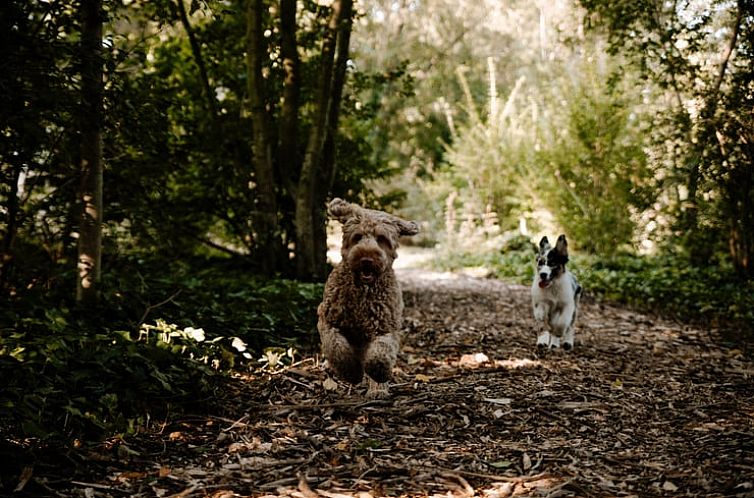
[317,198,419,396]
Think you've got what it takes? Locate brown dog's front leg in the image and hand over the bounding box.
[319,325,364,385]
[364,334,399,383]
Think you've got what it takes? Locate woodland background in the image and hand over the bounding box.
[1,0,753,470]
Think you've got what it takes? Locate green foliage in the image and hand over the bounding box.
[432,242,754,330]
[537,69,655,253]
[578,0,754,276]
[580,254,754,325]
[0,257,322,441]
[436,54,656,254]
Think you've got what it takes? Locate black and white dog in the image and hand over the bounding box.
[531,235,582,350]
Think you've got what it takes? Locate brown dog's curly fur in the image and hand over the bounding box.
[318,198,419,388]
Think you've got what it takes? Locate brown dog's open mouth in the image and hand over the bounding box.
[357,270,377,284]
[354,260,381,284]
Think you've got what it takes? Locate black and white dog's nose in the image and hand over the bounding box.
[539,273,548,280]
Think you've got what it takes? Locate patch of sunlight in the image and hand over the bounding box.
[494,358,542,369]
[477,475,564,497]
[410,270,461,281]
[455,354,543,369]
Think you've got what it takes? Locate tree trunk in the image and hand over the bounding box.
[295,0,353,280]
[314,0,353,267]
[245,0,280,274]
[76,0,103,305]
[175,0,217,117]
[0,163,22,292]
[278,0,300,201]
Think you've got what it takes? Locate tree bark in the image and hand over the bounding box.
[278,0,300,200]
[295,0,353,280]
[76,0,103,305]
[245,0,280,274]
[315,0,353,267]
[175,0,217,117]
[0,163,22,291]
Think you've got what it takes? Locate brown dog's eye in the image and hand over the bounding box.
[351,233,363,244]
[377,235,391,248]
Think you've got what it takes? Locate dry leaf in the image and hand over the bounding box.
[459,352,490,367]
[415,373,433,382]
[484,397,512,405]
[522,452,532,470]
[14,466,33,492]
[662,481,678,491]
[322,377,338,391]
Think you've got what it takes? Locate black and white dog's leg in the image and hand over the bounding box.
[562,287,581,350]
[533,302,552,348]
[552,301,577,351]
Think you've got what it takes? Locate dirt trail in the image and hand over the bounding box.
[44,260,754,497]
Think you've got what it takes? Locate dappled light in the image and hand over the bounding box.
[3,0,754,495]
[14,261,745,496]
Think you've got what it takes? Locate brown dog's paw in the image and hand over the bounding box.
[365,359,392,384]
[366,378,390,399]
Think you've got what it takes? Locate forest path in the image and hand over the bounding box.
[60,255,754,498]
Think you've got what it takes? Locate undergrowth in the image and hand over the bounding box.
[0,256,323,444]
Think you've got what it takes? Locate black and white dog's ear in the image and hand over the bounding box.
[556,234,569,258]
[539,236,551,252]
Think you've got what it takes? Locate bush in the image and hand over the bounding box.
[0,256,323,442]
[431,243,754,333]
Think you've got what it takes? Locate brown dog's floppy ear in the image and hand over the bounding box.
[394,218,419,237]
[328,198,357,223]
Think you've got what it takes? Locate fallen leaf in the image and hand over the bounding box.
[322,377,338,391]
[662,481,678,491]
[14,466,33,492]
[523,452,532,470]
[415,373,433,382]
[115,471,147,481]
[459,352,490,367]
[484,397,512,405]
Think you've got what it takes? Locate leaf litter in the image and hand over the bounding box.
[19,268,754,497]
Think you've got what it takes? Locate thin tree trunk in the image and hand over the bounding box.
[245,0,279,274]
[295,0,344,280]
[0,163,22,291]
[278,0,300,201]
[76,0,103,305]
[314,0,354,266]
[175,0,217,117]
